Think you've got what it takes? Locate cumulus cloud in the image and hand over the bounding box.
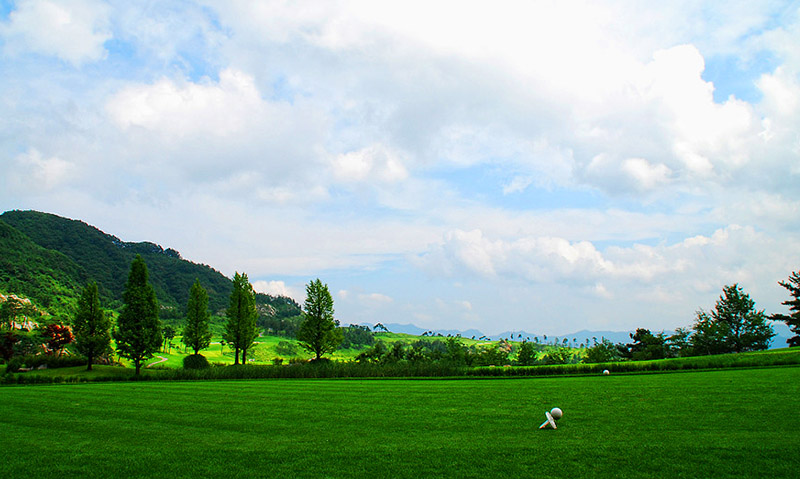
[359,292,393,304]
[8,148,76,193]
[107,69,261,136]
[419,224,793,295]
[420,229,611,283]
[1,0,111,66]
[103,68,331,200]
[252,280,299,300]
[331,144,409,183]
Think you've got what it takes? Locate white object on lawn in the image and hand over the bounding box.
[603,369,610,375]
[539,407,563,429]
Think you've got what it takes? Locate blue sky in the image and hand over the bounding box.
[1,0,799,335]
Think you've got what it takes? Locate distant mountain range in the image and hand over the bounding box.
[0,210,301,321]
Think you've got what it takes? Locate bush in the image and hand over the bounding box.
[183,354,210,370]
[5,354,87,373]
[275,341,299,356]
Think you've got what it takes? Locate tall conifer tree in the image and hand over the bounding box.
[224,272,258,365]
[73,281,111,371]
[183,279,212,355]
[772,270,800,347]
[114,255,162,375]
[297,278,342,361]
[692,284,774,354]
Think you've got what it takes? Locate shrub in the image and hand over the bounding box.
[541,347,572,365]
[275,341,299,356]
[183,354,210,370]
[5,354,87,373]
[584,339,622,363]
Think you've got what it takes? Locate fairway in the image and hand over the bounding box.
[2,368,799,478]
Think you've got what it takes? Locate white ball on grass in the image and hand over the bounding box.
[603,369,610,375]
[550,407,563,420]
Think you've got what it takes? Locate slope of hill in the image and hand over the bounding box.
[0,219,88,314]
[0,210,300,320]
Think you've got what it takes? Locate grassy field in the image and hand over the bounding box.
[2,367,798,478]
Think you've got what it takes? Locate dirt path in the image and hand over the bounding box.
[146,356,169,368]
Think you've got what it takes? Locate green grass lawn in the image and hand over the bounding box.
[2,367,798,478]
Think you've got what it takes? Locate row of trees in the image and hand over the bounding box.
[2,249,345,371]
[354,337,532,367]
[579,276,800,364]
[349,274,800,367]
[4,259,798,371]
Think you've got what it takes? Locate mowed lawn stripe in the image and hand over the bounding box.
[2,368,798,478]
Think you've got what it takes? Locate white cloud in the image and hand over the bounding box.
[358,292,393,304]
[1,0,111,66]
[107,68,263,136]
[622,158,672,191]
[332,144,409,183]
[420,224,794,293]
[252,280,299,300]
[502,176,533,195]
[8,148,75,193]
[103,68,332,200]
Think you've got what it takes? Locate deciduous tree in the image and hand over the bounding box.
[114,255,162,375]
[42,323,74,357]
[691,284,774,355]
[583,338,621,363]
[516,341,537,366]
[73,282,111,371]
[772,270,800,347]
[667,327,693,357]
[224,272,258,365]
[162,325,175,352]
[183,279,212,355]
[626,328,669,361]
[297,279,342,360]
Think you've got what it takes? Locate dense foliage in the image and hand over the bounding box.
[339,324,375,349]
[183,279,212,355]
[182,354,210,370]
[0,210,300,327]
[73,282,111,371]
[114,255,162,375]
[692,284,774,354]
[355,337,543,367]
[224,272,259,365]
[0,219,87,315]
[772,270,800,347]
[259,314,303,338]
[297,279,342,360]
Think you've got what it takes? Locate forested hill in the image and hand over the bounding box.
[0,210,301,320]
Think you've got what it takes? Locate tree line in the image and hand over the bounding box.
[1,254,345,374]
[2,261,799,372]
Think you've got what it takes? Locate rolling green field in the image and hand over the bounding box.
[2,367,798,478]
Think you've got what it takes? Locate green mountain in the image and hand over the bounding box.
[0,210,301,323]
[0,218,88,314]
